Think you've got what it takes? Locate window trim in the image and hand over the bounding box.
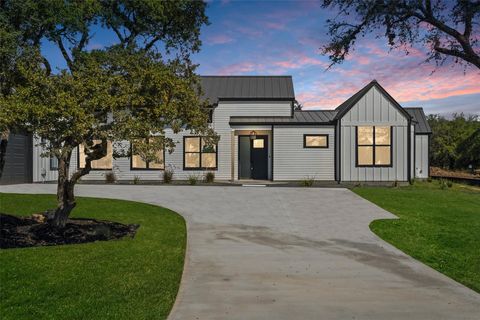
[183,136,218,171]
[130,138,166,171]
[303,134,329,149]
[355,126,393,168]
[77,141,113,171]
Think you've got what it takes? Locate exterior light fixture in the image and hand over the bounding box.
[250,130,257,140]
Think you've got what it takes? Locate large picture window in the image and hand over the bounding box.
[78,140,113,170]
[131,137,165,170]
[304,134,328,148]
[184,136,217,170]
[356,126,392,167]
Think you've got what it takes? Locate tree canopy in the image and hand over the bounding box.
[0,0,212,227]
[321,0,480,69]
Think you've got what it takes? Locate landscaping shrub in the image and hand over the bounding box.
[204,171,215,183]
[133,175,141,185]
[105,171,117,184]
[188,174,199,185]
[163,168,174,184]
[300,177,314,187]
[439,178,453,189]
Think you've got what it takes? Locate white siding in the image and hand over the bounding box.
[273,126,335,181]
[213,101,292,180]
[36,101,292,182]
[340,86,410,182]
[415,135,429,178]
[32,137,58,182]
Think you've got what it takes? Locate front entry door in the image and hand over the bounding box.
[238,135,269,180]
[251,136,268,180]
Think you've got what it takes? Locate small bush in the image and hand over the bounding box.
[105,171,117,184]
[439,178,453,190]
[300,177,314,187]
[427,177,433,183]
[133,175,141,185]
[204,171,215,183]
[409,178,416,186]
[393,180,399,188]
[188,174,199,185]
[163,168,174,184]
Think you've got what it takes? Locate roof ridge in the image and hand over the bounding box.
[200,75,292,78]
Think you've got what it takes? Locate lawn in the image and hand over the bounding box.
[0,193,186,320]
[353,181,480,293]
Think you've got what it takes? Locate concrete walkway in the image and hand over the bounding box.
[1,184,479,319]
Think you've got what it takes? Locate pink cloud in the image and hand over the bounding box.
[206,34,235,45]
[217,62,259,75]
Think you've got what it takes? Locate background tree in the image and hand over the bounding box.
[321,0,480,69]
[0,0,213,227]
[427,113,480,169]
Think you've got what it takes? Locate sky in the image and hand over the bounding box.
[41,0,480,115]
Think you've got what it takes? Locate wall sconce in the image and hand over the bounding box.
[250,130,257,140]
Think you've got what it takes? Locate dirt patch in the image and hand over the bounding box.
[430,166,480,180]
[0,213,139,249]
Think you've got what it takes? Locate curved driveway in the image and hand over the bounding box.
[1,184,479,319]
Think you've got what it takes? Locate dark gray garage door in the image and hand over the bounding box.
[0,133,33,185]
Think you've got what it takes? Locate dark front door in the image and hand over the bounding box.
[238,135,269,180]
[251,135,268,180]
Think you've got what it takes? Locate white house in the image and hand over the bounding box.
[1,76,431,184]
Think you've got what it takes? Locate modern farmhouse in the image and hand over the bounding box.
[1,76,431,184]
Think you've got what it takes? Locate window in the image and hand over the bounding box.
[184,136,217,170]
[253,139,264,149]
[304,134,328,148]
[356,126,392,167]
[50,157,58,170]
[78,140,113,170]
[131,137,165,170]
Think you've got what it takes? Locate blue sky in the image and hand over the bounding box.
[41,0,480,115]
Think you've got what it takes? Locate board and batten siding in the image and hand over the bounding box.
[415,134,429,178]
[340,86,409,182]
[273,126,335,181]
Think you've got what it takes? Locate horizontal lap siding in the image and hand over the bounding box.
[37,101,292,182]
[273,126,335,181]
[415,135,429,178]
[214,101,292,180]
[340,86,409,182]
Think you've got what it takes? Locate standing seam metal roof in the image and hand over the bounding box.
[229,110,338,125]
[200,76,295,103]
[405,108,432,134]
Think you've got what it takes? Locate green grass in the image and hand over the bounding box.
[0,193,186,320]
[353,181,480,293]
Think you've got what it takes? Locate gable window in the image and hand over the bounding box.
[304,134,328,148]
[184,136,217,170]
[131,137,165,170]
[78,140,113,170]
[356,126,392,167]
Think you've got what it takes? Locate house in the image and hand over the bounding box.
[1,76,431,185]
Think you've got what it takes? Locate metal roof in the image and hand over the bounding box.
[229,110,337,125]
[405,108,432,134]
[200,76,295,103]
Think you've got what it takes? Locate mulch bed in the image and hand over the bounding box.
[430,166,480,180]
[0,213,139,249]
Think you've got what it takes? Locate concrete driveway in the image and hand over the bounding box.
[1,184,479,319]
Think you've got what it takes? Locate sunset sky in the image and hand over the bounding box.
[42,0,480,115]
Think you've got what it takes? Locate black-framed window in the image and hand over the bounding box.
[78,140,113,170]
[304,134,329,148]
[131,137,165,170]
[356,126,392,167]
[183,136,217,170]
[50,157,58,170]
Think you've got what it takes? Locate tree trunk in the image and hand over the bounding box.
[52,154,76,228]
[0,130,9,179]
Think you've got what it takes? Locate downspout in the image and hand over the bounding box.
[271,124,274,181]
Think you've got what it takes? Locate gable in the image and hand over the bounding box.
[338,81,410,124]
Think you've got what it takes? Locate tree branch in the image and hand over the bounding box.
[56,36,74,71]
[434,45,480,68]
